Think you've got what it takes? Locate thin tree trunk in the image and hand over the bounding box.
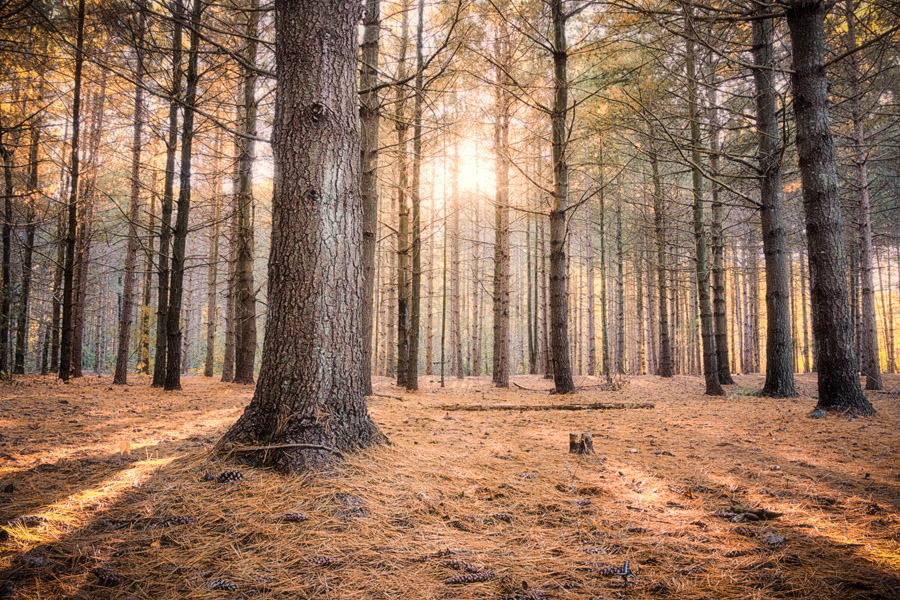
[395,0,411,388]
[785,0,872,414]
[204,140,222,378]
[492,29,511,388]
[233,0,260,385]
[138,179,156,375]
[164,0,202,391]
[405,0,424,391]
[58,0,86,382]
[685,3,724,395]
[650,130,673,377]
[114,13,146,384]
[152,4,183,387]
[360,0,382,394]
[614,197,625,374]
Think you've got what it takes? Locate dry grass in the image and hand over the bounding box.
[1,373,899,599]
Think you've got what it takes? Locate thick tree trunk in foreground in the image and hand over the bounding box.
[753,16,795,398]
[785,0,873,415]
[220,0,385,473]
[59,0,86,382]
[685,6,724,396]
[164,0,202,391]
[233,0,260,385]
[491,31,510,388]
[360,0,382,395]
[114,18,146,385]
[548,0,575,394]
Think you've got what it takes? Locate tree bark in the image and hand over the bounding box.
[649,130,673,377]
[548,0,575,394]
[152,3,183,387]
[753,15,795,397]
[360,0,382,394]
[491,29,510,388]
[204,135,222,378]
[58,0,86,382]
[219,0,385,473]
[395,0,411,388]
[685,3,724,395]
[164,0,203,391]
[233,0,260,385]
[785,0,873,415]
[114,12,146,384]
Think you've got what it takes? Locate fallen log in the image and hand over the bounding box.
[437,402,654,412]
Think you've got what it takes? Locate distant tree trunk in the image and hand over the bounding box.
[164,0,202,391]
[705,59,734,385]
[425,241,434,376]
[221,157,236,383]
[204,151,221,378]
[685,4,724,395]
[220,0,386,472]
[649,131,673,377]
[753,15,795,397]
[0,116,13,375]
[233,0,260,385]
[844,0,881,390]
[599,160,611,381]
[492,30,511,388]
[636,238,646,375]
[114,15,146,385]
[360,0,382,394]
[58,0,86,382]
[405,0,424,391]
[547,0,575,394]
[152,3,183,387]
[614,199,625,374]
[584,203,596,376]
[785,0,873,415]
[450,142,462,378]
[138,183,156,375]
[14,79,44,374]
[395,0,411,387]
[50,209,64,373]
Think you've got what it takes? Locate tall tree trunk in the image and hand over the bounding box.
[785,0,872,415]
[360,0,382,394]
[233,0,260,385]
[114,13,146,384]
[491,30,510,388]
[685,4,724,395]
[706,59,734,385]
[0,116,13,375]
[754,15,795,397]
[219,0,385,472]
[204,140,222,378]
[649,131,673,377]
[405,0,424,391]
[540,215,551,378]
[599,159,611,381]
[58,0,86,382]
[164,0,202,391]
[614,198,625,374]
[138,180,156,374]
[844,0,881,390]
[636,238,646,374]
[153,4,183,387]
[548,0,574,394]
[585,203,596,376]
[395,0,411,388]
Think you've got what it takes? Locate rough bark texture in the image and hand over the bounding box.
[0,113,13,375]
[233,0,260,385]
[395,1,410,388]
[491,30,511,388]
[844,0,881,391]
[685,6,724,396]
[753,16,795,398]
[164,0,202,391]
[548,0,575,394]
[152,4,183,387]
[219,0,385,473]
[406,0,424,391]
[114,18,146,385]
[58,0,86,382]
[785,0,873,415]
[360,0,382,394]
[204,139,222,378]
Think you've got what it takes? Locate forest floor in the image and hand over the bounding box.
[0,373,898,600]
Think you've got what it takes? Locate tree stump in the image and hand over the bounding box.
[569,432,595,455]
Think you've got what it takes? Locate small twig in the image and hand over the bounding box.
[230,443,344,457]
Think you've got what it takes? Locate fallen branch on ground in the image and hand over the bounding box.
[437,402,654,412]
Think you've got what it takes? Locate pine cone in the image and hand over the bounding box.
[8,515,44,528]
[215,470,244,484]
[308,556,338,566]
[444,571,496,584]
[490,512,512,523]
[442,560,481,573]
[279,512,309,523]
[207,578,238,591]
[92,566,122,586]
[157,515,197,527]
